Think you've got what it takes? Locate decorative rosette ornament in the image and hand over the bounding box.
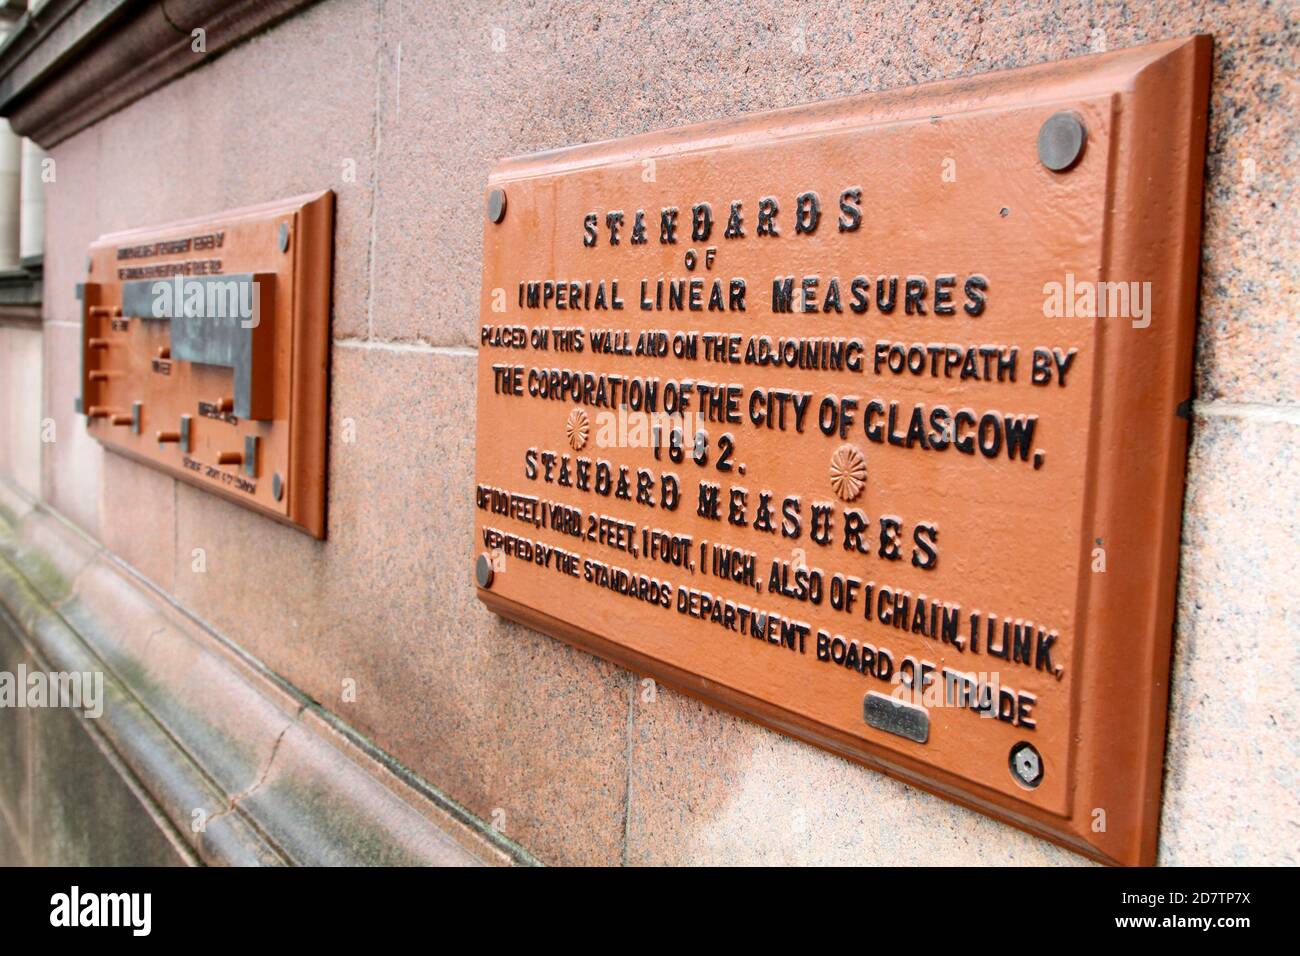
[565,408,590,451]
[829,443,867,501]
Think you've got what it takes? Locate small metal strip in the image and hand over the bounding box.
[863,691,929,744]
[180,415,191,454]
[78,282,99,418]
[121,274,272,421]
[244,435,258,478]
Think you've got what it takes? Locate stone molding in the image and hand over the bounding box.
[0,0,321,148]
[0,256,40,322]
[0,476,535,866]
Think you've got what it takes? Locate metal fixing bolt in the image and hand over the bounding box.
[278,221,291,252]
[475,553,495,589]
[272,472,284,502]
[487,188,507,224]
[1037,111,1087,172]
[1010,741,1043,788]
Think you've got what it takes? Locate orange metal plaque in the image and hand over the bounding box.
[80,192,334,538]
[475,38,1211,865]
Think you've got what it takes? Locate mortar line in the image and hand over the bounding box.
[1190,400,1300,424]
[364,0,387,341]
[334,337,475,356]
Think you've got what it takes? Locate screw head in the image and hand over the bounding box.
[475,553,494,589]
[486,188,507,224]
[1037,111,1087,172]
[1010,741,1043,788]
[272,472,284,501]
[278,221,291,252]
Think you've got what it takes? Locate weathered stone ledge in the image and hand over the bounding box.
[0,0,322,148]
[0,476,533,866]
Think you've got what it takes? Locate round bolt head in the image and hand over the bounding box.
[1037,111,1087,172]
[1010,741,1043,788]
[272,472,284,501]
[278,221,291,252]
[475,553,495,589]
[487,188,507,224]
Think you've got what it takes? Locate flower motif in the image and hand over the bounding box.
[566,408,590,451]
[829,444,867,501]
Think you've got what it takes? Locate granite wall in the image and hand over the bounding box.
[15,0,1299,864]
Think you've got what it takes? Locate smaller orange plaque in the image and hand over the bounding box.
[80,192,334,538]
